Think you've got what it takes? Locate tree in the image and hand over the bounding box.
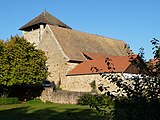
[0,36,49,99]
[150,38,160,75]
[81,39,160,119]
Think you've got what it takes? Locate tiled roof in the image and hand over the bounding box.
[82,52,106,60]
[50,25,130,61]
[67,54,140,75]
[19,11,71,30]
[149,58,159,65]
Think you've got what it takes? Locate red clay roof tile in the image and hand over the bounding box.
[67,54,139,75]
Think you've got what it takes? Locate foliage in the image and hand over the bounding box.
[78,94,115,117]
[8,84,44,101]
[99,74,160,119]
[84,39,160,119]
[0,97,19,105]
[151,38,160,59]
[151,38,160,74]
[0,35,48,86]
[90,80,97,93]
[78,94,96,105]
[0,35,48,99]
[90,80,96,90]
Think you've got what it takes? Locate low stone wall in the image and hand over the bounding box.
[40,88,88,104]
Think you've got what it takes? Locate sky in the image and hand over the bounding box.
[0,0,160,60]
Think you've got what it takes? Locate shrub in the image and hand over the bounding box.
[78,94,95,105]
[78,94,115,117]
[0,97,19,105]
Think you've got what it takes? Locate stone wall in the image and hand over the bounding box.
[23,29,40,46]
[40,89,87,104]
[22,25,45,46]
[64,74,120,93]
[64,74,100,92]
[38,26,70,85]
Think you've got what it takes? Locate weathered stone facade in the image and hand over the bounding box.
[65,74,100,92]
[23,25,45,46]
[36,26,98,92]
[38,26,69,85]
[40,89,88,104]
[20,12,131,95]
[21,25,128,93]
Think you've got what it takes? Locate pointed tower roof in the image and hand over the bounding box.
[19,11,71,30]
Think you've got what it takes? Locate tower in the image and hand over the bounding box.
[19,11,71,46]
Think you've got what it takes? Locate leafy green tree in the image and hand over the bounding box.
[0,36,48,98]
[82,39,160,119]
[151,38,160,74]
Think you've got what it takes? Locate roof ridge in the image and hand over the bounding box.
[19,11,71,30]
[49,25,125,42]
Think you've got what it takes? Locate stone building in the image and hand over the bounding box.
[19,11,136,92]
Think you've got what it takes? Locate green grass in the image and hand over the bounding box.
[0,97,19,105]
[0,99,105,120]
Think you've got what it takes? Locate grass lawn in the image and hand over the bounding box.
[0,100,105,120]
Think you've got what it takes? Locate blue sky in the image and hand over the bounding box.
[0,0,160,60]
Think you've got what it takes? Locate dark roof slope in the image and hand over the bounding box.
[19,11,71,30]
[49,25,130,61]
